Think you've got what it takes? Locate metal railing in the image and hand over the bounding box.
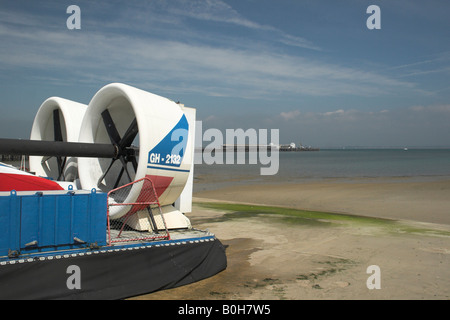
[107,177,170,245]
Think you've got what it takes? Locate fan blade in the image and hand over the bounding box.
[101,109,121,146]
[57,157,67,181]
[113,167,125,189]
[119,118,138,149]
[100,112,137,188]
[119,155,133,183]
[56,156,63,179]
[97,158,116,187]
[53,109,66,180]
[53,109,63,142]
[120,118,138,175]
[41,155,52,164]
[130,154,138,172]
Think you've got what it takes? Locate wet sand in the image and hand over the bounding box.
[194,177,450,225]
[131,177,450,300]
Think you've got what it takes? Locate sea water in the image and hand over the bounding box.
[193,149,450,192]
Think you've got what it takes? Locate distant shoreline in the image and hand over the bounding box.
[197,146,319,152]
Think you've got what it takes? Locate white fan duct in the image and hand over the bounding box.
[78,83,195,230]
[29,97,87,183]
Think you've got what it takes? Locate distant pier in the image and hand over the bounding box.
[200,144,319,152]
[0,154,26,161]
[278,145,319,152]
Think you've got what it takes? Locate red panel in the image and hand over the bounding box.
[123,175,174,217]
[0,173,64,192]
[146,175,174,198]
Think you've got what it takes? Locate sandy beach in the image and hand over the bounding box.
[195,177,450,225]
[131,177,450,300]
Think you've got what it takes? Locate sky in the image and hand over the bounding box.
[0,0,449,148]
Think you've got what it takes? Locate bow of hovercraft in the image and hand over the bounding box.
[0,84,227,300]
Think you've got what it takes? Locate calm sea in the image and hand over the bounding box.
[193,149,450,192]
[4,149,450,192]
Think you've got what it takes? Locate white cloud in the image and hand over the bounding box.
[409,104,450,114]
[278,34,321,51]
[203,115,218,122]
[0,17,414,100]
[280,110,301,121]
[275,104,450,147]
[0,1,419,100]
[323,109,345,116]
[167,0,266,30]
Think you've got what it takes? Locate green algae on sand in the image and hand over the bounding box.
[195,202,450,237]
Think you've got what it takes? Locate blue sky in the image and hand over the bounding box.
[0,0,449,147]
